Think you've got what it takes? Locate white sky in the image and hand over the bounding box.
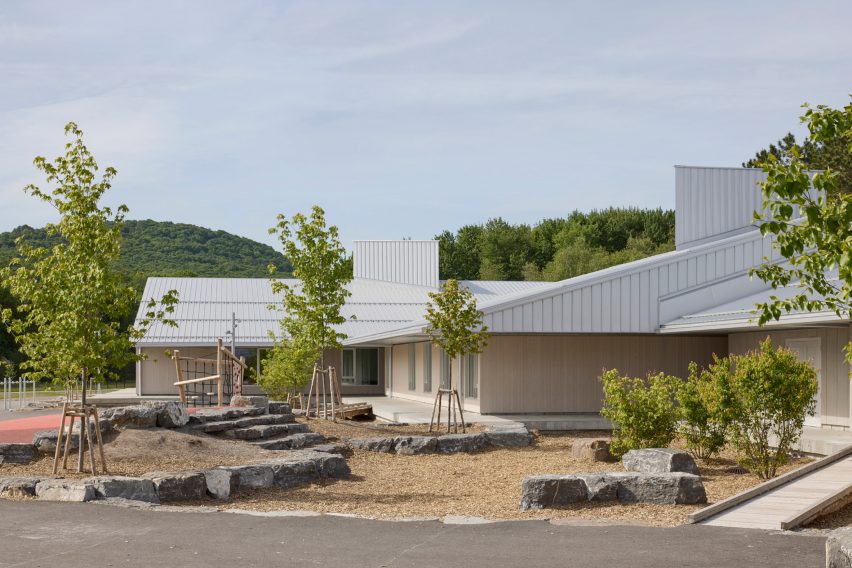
[1,1,851,247]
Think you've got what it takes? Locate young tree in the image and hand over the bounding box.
[0,122,178,403]
[262,206,351,402]
[750,100,852,363]
[424,278,490,431]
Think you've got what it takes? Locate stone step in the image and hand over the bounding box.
[193,413,295,434]
[221,423,306,441]
[187,406,266,425]
[252,432,326,451]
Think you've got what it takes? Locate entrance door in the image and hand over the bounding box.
[786,338,822,427]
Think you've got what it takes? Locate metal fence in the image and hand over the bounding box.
[2,377,37,411]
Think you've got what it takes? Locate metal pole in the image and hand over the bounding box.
[231,312,236,356]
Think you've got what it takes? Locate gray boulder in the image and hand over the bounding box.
[267,457,320,488]
[256,432,326,450]
[309,443,350,455]
[143,401,189,428]
[35,479,96,502]
[230,395,269,410]
[622,448,699,475]
[203,468,237,500]
[571,438,613,462]
[827,528,852,568]
[347,437,397,453]
[0,443,37,464]
[145,471,207,501]
[308,451,350,479]
[99,405,158,429]
[484,428,533,447]
[0,477,40,498]
[32,430,79,454]
[577,473,620,502]
[436,433,489,454]
[520,475,589,510]
[90,476,159,503]
[268,402,292,415]
[395,436,438,455]
[224,464,275,489]
[614,472,706,504]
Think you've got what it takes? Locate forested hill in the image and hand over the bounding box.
[436,207,676,282]
[0,220,292,290]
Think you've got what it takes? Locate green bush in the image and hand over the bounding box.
[676,361,728,459]
[600,369,680,458]
[708,339,817,479]
[257,340,318,401]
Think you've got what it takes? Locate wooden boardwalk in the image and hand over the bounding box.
[691,446,852,530]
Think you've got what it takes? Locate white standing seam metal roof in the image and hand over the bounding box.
[659,280,847,333]
[134,277,552,347]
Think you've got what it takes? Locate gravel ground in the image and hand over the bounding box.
[211,423,812,527]
[0,419,815,526]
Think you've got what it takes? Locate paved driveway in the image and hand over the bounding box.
[0,501,825,567]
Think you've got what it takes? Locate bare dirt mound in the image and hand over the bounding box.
[0,427,274,478]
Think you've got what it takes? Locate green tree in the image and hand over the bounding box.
[0,123,178,401]
[261,206,352,396]
[707,340,817,479]
[424,279,490,430]
[750,100,852,363]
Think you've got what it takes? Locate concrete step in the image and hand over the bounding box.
[252,432,326,451]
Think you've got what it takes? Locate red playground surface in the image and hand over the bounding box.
[0,406,205,444]
[0,413,62,444]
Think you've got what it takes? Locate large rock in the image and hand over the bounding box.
[99,405,158,429]
[571,438,613,462]
[520,475,589,510]
[267,457,321,488]
[347,437,397,453]
[90,476,159,503]
[0,443,37,464]
[622,448,699,475]
[256,432,326,450]
[827,528,852,568]
[268,402,292,415]
[309,443,350,455]
[32,430,79,454]
[518,472,706,510]
[203,468,237,500]
[614,472,706,505]
[0,477,40,498]
[224,465,275,489]
[143,401,189,428]
[485,425,533,447]
[577,473,620,502]
[395,436,438,455]
[436,433,489,454]
[307,451,350,479]
[35,479,96,502]
[230,395,269,411]
[145,471,207,501]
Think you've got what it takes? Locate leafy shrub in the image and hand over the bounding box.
[708,339,817,479]
[600,369,681,458]
[676,361,728,459]
[257,340,317,401]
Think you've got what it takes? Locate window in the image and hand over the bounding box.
[423,342,432,393]
[235,347,259,384]
[440,349,451,389]
[465,354,478,399]
[342,349,355,383]
[408,344,416,391]
[342,348,379,386]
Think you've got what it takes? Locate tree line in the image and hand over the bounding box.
[436,207,676,282]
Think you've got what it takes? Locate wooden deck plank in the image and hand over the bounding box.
[699,455,852,530]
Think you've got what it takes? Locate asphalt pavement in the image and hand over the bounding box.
[0,500,826,567]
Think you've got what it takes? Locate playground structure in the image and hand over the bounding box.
[172,339,247,407]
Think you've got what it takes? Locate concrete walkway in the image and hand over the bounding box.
[343,395,612,430]
[0,500,825,568]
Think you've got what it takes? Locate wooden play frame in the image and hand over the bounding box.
[52,402,107,475]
